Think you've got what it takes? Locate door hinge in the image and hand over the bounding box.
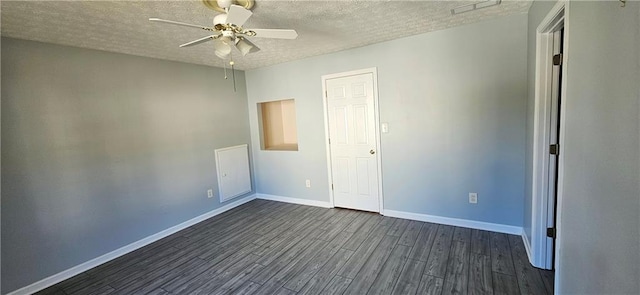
[331,184,334,190]
[550,144,559,155]
[546,227,556,238]
[328,138,331,144]
[325,90,328,97]
[553,54,563,66]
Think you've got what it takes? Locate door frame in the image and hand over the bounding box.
[321,67,384,213]
[531,0,569,270]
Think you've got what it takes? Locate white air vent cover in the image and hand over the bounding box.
[215,144,252,202]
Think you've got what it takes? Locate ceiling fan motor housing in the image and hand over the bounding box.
[213,13,227,25]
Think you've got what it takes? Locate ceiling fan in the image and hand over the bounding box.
[149,0,298,60]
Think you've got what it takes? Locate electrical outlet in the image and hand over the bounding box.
[207,189,214,198]
[305,179,311,188]
[469,193,478,204]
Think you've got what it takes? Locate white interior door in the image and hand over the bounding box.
[325,72,380,212]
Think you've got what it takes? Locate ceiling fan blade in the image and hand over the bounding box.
[179,35,219,48]
[248,29,298,39]
[225,4,252,27]
[149,18,210,30]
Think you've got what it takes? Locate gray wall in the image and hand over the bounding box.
[523,0,557,252]
[1,38,253,293]
[555,1,639,293]
[246,14,528,226]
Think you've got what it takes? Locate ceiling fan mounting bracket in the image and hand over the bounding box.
[202,0,254,13]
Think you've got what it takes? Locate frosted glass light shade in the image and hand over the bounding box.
[214,39,231,58]
[234,37,260,56]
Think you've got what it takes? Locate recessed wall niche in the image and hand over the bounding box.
[258,99,299,151]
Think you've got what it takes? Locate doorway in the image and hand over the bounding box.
[321,68,383,212]
[531,2,567,270]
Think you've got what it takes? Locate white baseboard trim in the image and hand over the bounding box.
[521,231,534,265]
[7,194,257,295]
[382,209,523,235]
[256,193,332,208]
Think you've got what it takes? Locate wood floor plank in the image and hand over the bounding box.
[163,244,258,293]
[341,214,382,251]
[274,287,297,295]
[493,272,520,295]
[144,288,171,295]
[453,227,471,243]
[423,224,454,277]
[386,218,410,237]
[416,274,444,295]
[53,273,91,293]
[540,269,555,294]
[253,209,321,263]
[160,257,217,292]
[252,203,299,233]
[81,236,180,282]
[366,244,411,295]
[338,222,389,279]
[66,246,182,295]
[318,211,356,241]
[252,206,308,246]
[468,253,493,295]
[211,263,264,295]
[255,234,307,265]
[34,286,67,295]
[215,205,294,248]
[192,257,263,294]
[41,201,552,295]
[316,207,340,222]
[398,221,422,247]
[111,247,208,292]
[471,229,491,256]
[408,222,439,262]
[319,209,350,230]
[133,257,210,294]
[251,236,318,284]
[232,281,262,295]
[173,254,260,294]
[379,216,396,227]
[441,241,470,295]
[392,259,426,295]
[509,235,548,295]
[254,239,327,293]
[490,232,515,275]
[343,235,399,294]
[174,202,274,249]
[343,211,374,233]
[85,285,115,295]
[284,231,354,292]
[298,249,354,295]
[319,276,352,295]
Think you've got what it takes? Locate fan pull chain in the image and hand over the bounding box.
[231,60,236,92]
[229,50,236,92]
[223,61,228,79]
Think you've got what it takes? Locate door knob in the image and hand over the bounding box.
[370,149,376,155]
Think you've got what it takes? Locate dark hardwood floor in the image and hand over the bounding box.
[36,199,554,295]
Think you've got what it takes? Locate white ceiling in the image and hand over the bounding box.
[1,0,531,70]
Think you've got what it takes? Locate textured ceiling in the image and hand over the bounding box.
[1,0,531,70]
